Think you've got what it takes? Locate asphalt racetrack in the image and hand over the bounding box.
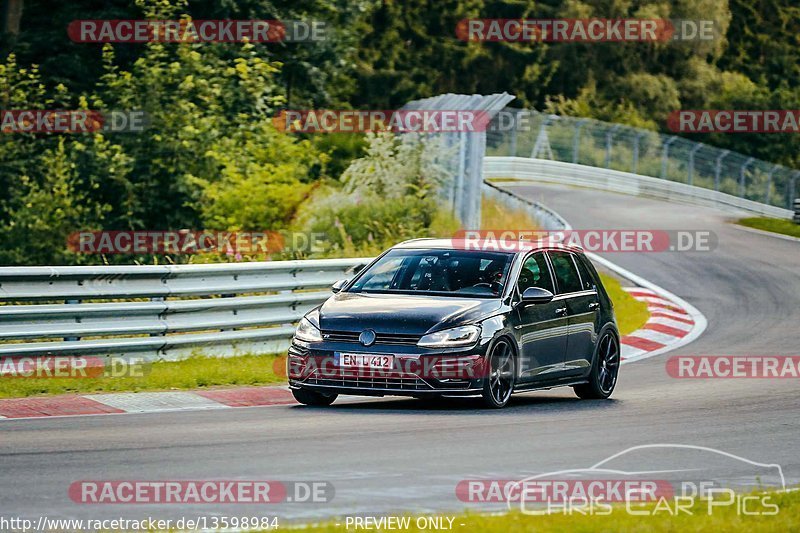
[1,183,798,523]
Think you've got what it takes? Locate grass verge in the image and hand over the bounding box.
[738,217,800,238]
[480,196,538,229]
[287,489,799,532]
[600,273,649,336]
[0,353,285,399]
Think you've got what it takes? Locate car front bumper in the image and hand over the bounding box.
[286,338,490,397]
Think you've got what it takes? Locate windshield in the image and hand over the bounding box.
[348,249,514,297]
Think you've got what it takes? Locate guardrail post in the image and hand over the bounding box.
[661,136,677,179]
[739,157,755,198]
[714,150,729,192]
[151,297,165,337]
[65,299,80,342]
[688,144,702,186]
[572,119,587,164]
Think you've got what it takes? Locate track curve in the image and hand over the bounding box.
[1,183,798,522]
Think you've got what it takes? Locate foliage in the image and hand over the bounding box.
[301,130,459,256]
[2,0,800,264]
[341,131,450,199]
[0,0,328,265]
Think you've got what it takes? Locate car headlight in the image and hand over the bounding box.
[418,325,480,348]
[295,317,322,342]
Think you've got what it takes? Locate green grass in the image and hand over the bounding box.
[285,489,799,532]
[481,197,539,229]
[0,353,285,399]
[738,217,800,238]
[600,273,649,336]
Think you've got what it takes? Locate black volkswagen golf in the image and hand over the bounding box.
[287,239,620,408]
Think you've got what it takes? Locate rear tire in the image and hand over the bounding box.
[574,331,619,400]
[481,339,515,409]
[292,388,338,406]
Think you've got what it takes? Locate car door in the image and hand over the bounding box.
[512,251,569,383]
[548,250,600,375]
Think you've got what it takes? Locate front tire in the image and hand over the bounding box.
[481,339,515,409]
[574,331,619,400]
[292,388,338,406]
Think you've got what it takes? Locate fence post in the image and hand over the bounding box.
[605,124,621,169]
[631,132,642,174]
[661,136,677,179]
[509,110,519,157]
[714,150,729,192]
[531,115,556,159]
[455,130,467,219]
[688,144,702,186]
[764,165,778,205]
[739,157,754,198]
[572,119,587,164]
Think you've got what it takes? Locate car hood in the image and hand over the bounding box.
[317,292,503,335]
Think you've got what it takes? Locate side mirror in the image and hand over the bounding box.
[331,279,349,293]
[521,286,555,304]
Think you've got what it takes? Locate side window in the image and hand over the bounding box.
[548,251,583,294]
[516,252,554,294]
[574,255,597,291]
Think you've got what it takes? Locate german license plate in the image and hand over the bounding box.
[336,352,394,370]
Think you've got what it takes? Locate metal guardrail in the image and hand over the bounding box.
[0,258,372,360]
[484,157,795,220]
[481,181,570,231]
[486,109,799,212]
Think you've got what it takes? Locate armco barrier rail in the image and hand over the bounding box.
[0,258,371,360]
[484,157,795,220]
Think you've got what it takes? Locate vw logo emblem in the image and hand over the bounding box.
[359,329,377,346]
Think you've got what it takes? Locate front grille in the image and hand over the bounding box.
[321,330,421,346]
[305,369,433,391]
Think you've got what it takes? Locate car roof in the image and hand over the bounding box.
[391,238,585,254]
